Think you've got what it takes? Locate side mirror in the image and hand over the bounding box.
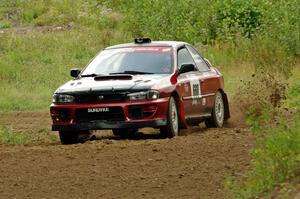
[70,68,81,78]
[204,58,212,68]
[178,63,195,75]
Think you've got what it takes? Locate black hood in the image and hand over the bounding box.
[55,74,169,94]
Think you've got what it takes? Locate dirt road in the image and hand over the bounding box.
[0,112,253,199]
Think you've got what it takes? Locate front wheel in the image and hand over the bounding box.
[205,91,225,128]
[160,97,179,138]
[59,131,91,144]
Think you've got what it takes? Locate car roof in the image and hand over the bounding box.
[105,41,188,50]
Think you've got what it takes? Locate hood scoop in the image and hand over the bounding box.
[94,75,133,81]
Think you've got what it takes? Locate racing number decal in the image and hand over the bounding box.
[190,79,201,105]
[192,82,200,96]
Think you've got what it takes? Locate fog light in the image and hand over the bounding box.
[50,108,70,122]
[143,105,157,113]
[143,105,157,117]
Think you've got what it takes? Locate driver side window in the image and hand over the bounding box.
[177,47,196,70]
[186,45,210,72]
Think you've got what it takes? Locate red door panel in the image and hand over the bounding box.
[199,71,221,114]
[177,72,204,118]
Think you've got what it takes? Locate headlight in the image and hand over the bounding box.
[53,94,75,103]
[127,90,159,101]
[147,90,160,100]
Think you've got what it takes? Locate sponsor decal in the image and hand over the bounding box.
[202,98,206,106]
[184,83,189,93]
[87,107,110,113]
[190,79,201,105]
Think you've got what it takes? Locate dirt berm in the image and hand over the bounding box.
[0,112,253,199]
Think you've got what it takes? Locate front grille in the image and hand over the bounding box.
[75,107,125,122]
[75,92,127,103]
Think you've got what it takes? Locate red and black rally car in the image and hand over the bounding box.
[50,38,230,144]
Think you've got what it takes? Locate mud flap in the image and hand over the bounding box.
[179,99,188,129]
[222,92,230,120]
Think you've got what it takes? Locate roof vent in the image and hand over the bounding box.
[134,38,151,44]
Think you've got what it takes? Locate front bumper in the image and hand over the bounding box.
[52,119,167,131]
[50,97,169,131]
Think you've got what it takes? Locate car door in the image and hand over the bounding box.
[186,45,219,115]
[176,46,204,119]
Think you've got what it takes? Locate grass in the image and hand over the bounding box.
[225,64,300,198]
[226,113,300,198]
[0,29,125,111]
[0,125,31,144]
[0,125,58,145]
[286,64,300,109]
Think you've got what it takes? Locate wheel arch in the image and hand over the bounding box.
[170,91,187,129]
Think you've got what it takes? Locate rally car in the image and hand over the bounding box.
[50,38,230,144]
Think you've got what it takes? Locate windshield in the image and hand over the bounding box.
[81,47,173,76]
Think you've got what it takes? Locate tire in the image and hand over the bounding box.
[160,96,179,138]
[205,91,225,128]
[112,128,138,137]
[59,131,91,144]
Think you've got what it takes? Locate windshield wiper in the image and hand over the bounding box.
[81,73,105,77]
[110,70,154,75]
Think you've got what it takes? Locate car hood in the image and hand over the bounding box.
[56,74,170,94]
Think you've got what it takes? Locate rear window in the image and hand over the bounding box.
[82,47,173,75]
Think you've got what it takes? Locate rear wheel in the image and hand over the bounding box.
[205,91,224,128]
[160,97,179,138]
[59,131,91,144]
[112,128,138,137]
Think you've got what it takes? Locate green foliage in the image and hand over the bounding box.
[227,76,300,198]
[1,0,299,55]
[251,36,294,78]
[246,105,271,134]
[0,19,12,28]
[107,0,300,55]
[287,84,300,108]
[23,9,39,23]
[215,0,263,40]
[108,0,215,44]
[0,28,116,110]
[227,113,300,198]
[260,0,300,56]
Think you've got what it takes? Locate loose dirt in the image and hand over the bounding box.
[0,112,253,199]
